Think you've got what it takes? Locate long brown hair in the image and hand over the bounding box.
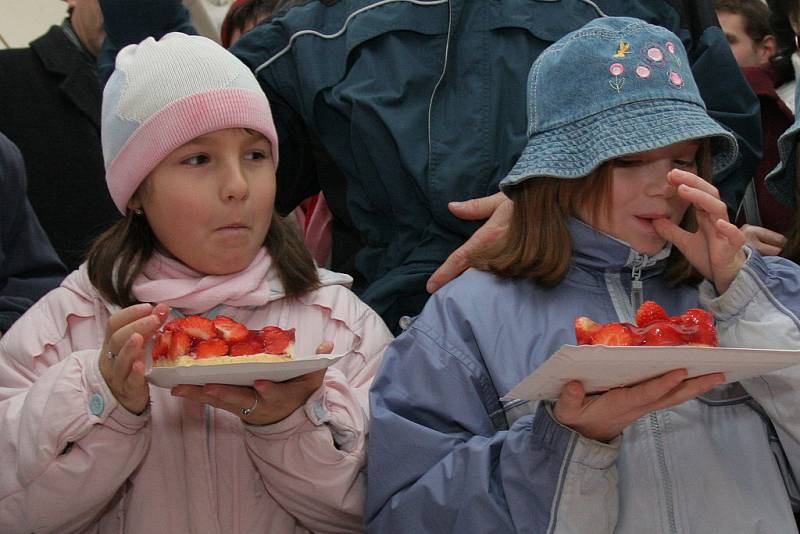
[473,142,713,287]
[87,211,320,307]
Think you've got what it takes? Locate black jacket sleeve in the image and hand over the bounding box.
[0,133,67,333]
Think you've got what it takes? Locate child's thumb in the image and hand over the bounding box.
[557,381,586,412]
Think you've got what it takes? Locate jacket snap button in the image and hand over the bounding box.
[89,393,105,416]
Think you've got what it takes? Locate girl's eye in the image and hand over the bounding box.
[674,159,697,168]
[245,150,269,161]
[614,159,641,167]
[182,154,209,165]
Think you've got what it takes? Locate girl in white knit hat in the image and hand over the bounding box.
[0,33,392,533]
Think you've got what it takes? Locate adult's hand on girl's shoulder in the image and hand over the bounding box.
[99,302,170,415]
[652,169,747,294]
[553,369,724,443]
[427,192,513,293]
[172,341,334,425]
[740,224,787,256]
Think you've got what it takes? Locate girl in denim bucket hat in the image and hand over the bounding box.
[367,17,800,533]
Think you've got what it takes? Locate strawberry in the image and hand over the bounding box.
[260,326,295,354]
[168,331,192,358]
[152,331,172,361]
[592,323,642,346]
[679,308,714,328]
[574,316,602,345]
[163,317,182,332]
[172,316,216,340]
[230,339,264,357]
[635,301,669,327]
[690,323,719,346]
[194,338,230,358]
[639,321,685,346]
[213,315,249,343]
[678,308,718,347]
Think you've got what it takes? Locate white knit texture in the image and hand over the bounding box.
[112,33,263,124]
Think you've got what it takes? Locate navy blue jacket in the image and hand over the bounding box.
[99,0,761,331]
[0,133,66,333]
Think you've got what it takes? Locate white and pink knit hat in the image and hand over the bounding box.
[101,32,279,214]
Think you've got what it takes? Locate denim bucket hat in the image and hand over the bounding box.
[764,87,800,207]
[500,17,738,190]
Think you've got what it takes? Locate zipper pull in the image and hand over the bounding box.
[631,258,644,311]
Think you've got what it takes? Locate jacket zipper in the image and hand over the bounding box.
[650,412,678,533]
[630,253,645,311]
[630,253,678,532]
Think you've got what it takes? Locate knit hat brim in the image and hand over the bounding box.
[106,87,278,213]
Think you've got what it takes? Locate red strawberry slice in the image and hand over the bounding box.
[152,331,172,361]
[194,338,229,358]
[679,308,714,328]
[678,308,718,346]
[230,339,264,357]
[635,301,669,327]
[639,321,685,346]
[172,316,216,340]
[260,326,295,354]
[574,316,602,345]
[168,331,192,358]
[688,323,719,346]
[592,323,642,346]
[213,315,249,343]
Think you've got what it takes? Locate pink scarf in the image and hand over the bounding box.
[131,248,281,314]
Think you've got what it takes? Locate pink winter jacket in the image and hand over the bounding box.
[0,256,393,533]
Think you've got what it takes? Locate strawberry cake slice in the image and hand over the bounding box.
[151,315,295,367]
[574,301,718,347]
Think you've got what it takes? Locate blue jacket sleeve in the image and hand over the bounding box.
[0,134,66,332]
[366,316,620,533]
[699,250,800,508]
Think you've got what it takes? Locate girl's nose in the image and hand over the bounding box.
[220,162,249,200]
[644,160,679,196]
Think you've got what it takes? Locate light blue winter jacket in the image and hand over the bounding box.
[366,218,800,533]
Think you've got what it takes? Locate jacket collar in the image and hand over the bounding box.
[568,217,671,276]
[30,25,101,128]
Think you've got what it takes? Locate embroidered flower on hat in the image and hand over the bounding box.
[666,41,683,67]
[647,46,664,62]
[642,44,666,67]
[609,63,626,93]
[635,65,651,79]
[668,70,684,87]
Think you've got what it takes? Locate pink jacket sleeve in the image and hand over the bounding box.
[0,288,150,534]
[244,287,392,533]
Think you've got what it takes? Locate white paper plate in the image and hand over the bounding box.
[504,344,800,401]
[145,354,344,389]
